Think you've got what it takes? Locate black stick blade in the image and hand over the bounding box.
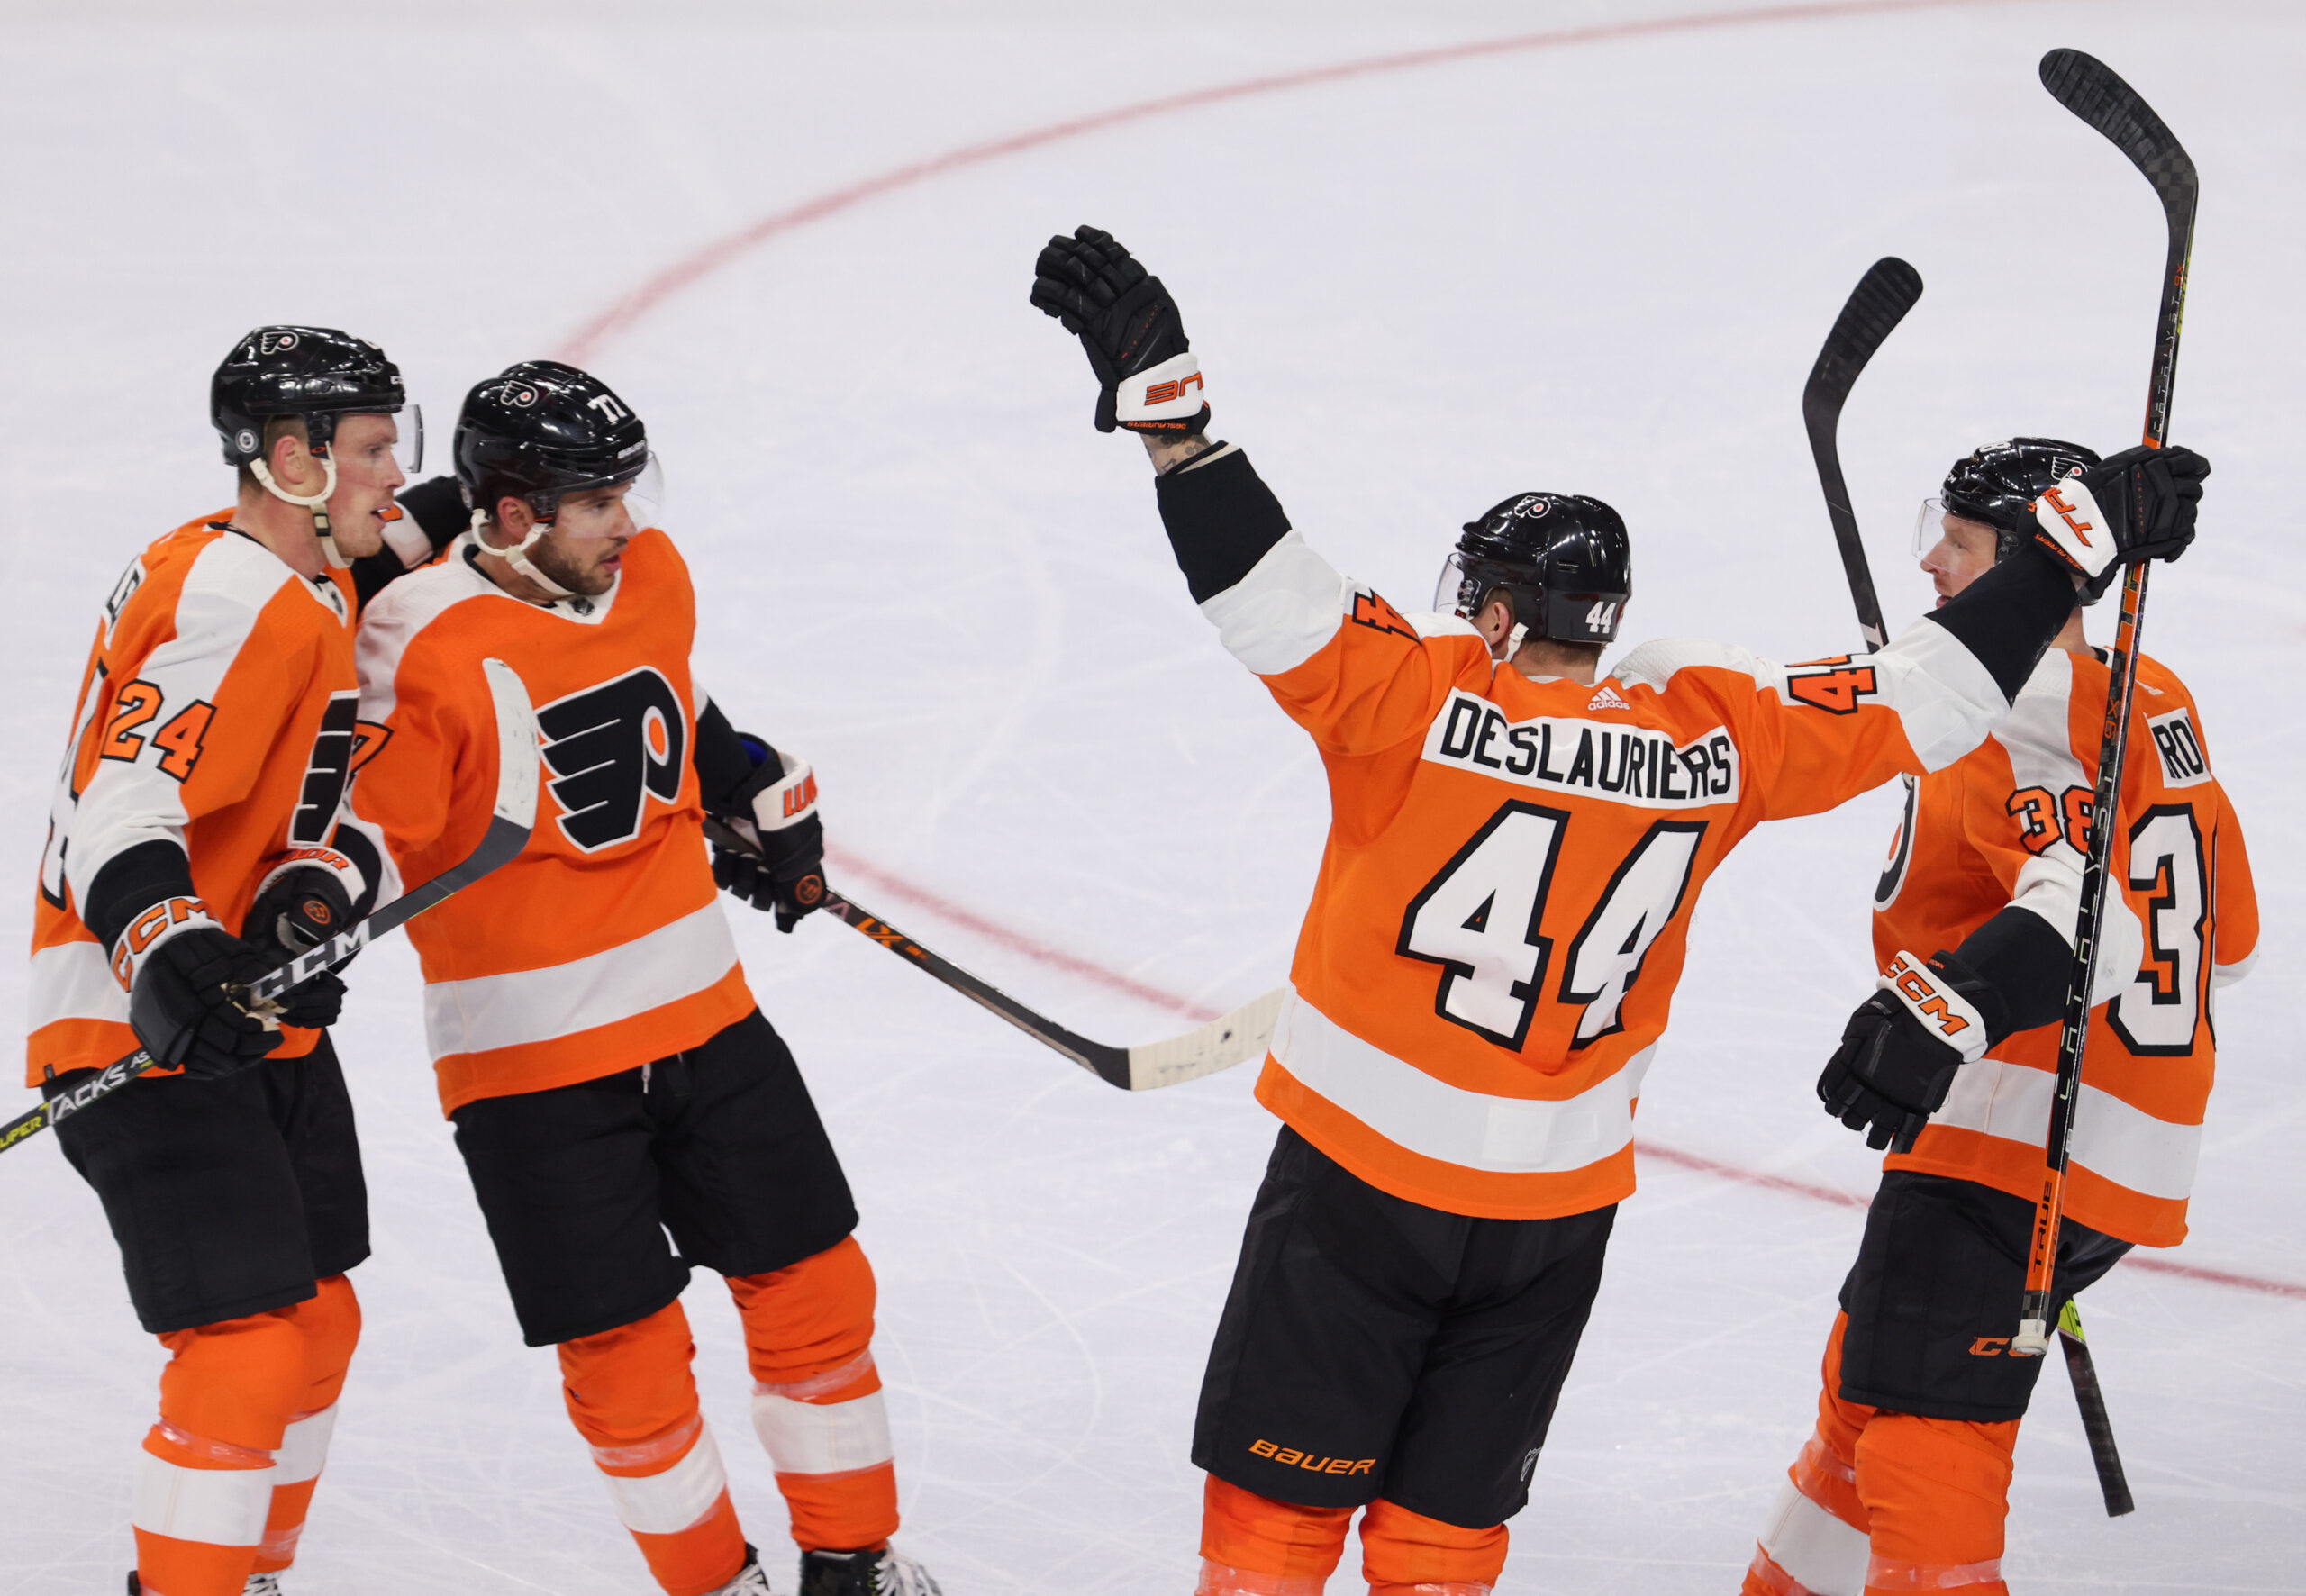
[1802,257,1924,426]
[2039,50,2197,220]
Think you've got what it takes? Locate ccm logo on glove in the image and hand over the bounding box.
[1879,949,1988,1062]
[110,897,219,989]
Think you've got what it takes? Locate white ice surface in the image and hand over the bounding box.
[1,2,2301,1591]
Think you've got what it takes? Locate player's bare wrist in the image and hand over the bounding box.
[1142,432,1218,474]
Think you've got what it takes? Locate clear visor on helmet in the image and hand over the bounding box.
[1912,494,1953,558]
[1434,550,1488,618]
[542,453,665,540]
[322,404,422,479]
[395,404,423,475]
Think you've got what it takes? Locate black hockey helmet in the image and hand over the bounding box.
[1437,492,1632,646]
[1920,437,2101,562]
[454,360,653,521]
[212,326,412,468]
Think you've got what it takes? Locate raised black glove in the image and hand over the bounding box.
[1030,225,1210,436]
[2031,443,2208,603]
[1817,948,2001,1153]
[707,736,828,933]
[241,849,362,1028]
[124,923,280,1079]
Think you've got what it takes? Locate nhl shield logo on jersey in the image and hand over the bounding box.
[536,667,688,852]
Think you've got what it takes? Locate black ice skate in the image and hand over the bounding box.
[799,1546,940,1596]
[706,1545,776,1596]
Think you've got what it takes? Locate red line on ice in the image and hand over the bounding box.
[571,0,2302,1308]
[826,847,1218,1020]
[559,0,2009,364]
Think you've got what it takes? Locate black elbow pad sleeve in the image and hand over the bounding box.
[1152,448,1293,603]
[1950,904,2073,1040]
[1920,549,2076,701]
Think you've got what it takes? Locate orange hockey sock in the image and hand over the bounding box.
[1195,1474,1352,1596]
[253,1274,361,1573]
[729,1238,897,1552]
[135,1305,314,1596]
[561,1302,749,1596]
[1852,1413,2016,1596]
[1359,1496,1507,1594]
[1746,1313,1874,1596]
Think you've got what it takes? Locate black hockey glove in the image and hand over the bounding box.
[124,924,281,1079]
[1818,949,2003,1154]
[240,848,363,1029]
[2030,443,2207,603]
[1030,225,1211,436]
[708,735,828,933]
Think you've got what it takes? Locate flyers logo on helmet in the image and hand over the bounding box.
[536,667,688,852]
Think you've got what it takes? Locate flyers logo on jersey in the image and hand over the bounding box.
[1421,690,1738,808]
[536,667,688,853]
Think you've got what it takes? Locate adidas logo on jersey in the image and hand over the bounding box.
[1587,685,1630,712]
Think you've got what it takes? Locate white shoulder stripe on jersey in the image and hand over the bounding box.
[1199,529,1354,677]
[352,544,502,732]
[64,533,303,907]
[1614,612,2009,776]
[423,899,739,1060]
[1997,649,2144,1004]
[1932,1057,2201,1202]
[1268,987,1656,1175]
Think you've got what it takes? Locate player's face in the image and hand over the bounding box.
[530,483,636,596]
[1919,513,2000,605]
[325,413,411,559]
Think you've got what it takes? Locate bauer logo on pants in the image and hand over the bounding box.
[1249,1438,1375,1477]
[536,667,688,852]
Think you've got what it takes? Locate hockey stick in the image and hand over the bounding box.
[2014,49,2196,1365]
[2058,1299,2136,1516]
[1801,257,1926,895]
[1796,228,2139,1524]
[702,816,1285,1091]
[1802,256,1923,653]
[0,658,540,1156]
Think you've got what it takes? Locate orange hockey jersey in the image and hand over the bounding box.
[1876,648,2256,1247]
[1167,456,2056,1220]
[347,528,754,1115]
[28,515,360,1084]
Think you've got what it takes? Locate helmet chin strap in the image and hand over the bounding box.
[483,509,578,601]
[1501,621,1529,663]
[249,452,348,568]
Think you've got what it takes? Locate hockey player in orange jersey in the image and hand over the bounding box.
[1741,440,2257,1596]
[1030,227,2211,1596]
[29,326,421,1596]
[344,362,936,1596]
